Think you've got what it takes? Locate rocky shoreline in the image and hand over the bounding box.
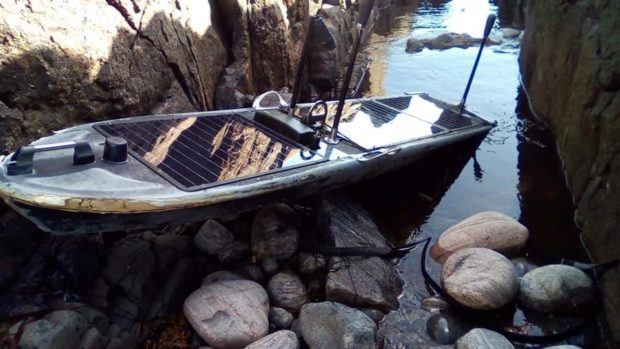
[0,194,599,348]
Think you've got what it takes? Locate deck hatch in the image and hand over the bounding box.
[94,113,323,191]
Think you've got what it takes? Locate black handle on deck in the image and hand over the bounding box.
[7,141,95,175]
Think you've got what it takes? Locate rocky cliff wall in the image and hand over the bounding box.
[1,0,364,153]
[519,0,619,343]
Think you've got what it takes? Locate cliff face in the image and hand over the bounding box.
[0,0,325,152]
[519,0,619,343]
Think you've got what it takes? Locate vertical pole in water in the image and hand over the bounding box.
[326,1,374,143]
[290,16,318,114]
[458,14,496,116]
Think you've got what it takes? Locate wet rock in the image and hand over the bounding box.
[320,195,402,311]
[501,28,521,39]
[251,203,300,260]
[543,346,582,349]
[218,241,250,264]
[420,296,449,314]
[262,257,279,275]
[298,252,326,274]
[426,312,469,345]
[360,308,385,323]
[511,257,539,278]
[442,248,518,310]
[299,302,378,349]
[269,307,294,330]
[406,37,424,53]
[19,310,90,349]
[456,328,514,349]
[268,272,307,312]
[202,270,245,286]
[244,330,299,349]
[194,220,234,256]
[183,280,269,348]
[431,211,529,264]
[518,265,595,313]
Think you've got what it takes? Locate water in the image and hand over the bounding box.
[350,0,596,346]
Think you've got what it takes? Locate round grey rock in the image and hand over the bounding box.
[299,302,378,349]
[456,328,514,349]
[442,248,519,310]
[268,272,307,312]
[518,265,594,313]
[244,330,299,349]
[431,211,529,264]
[183,280,269,348]
[194,220,234,256]
[426,312,469,344]
[269,307,294,330]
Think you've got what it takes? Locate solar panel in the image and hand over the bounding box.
[94,113,323,191]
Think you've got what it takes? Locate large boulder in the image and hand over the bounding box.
[441,248,519,310]
[299,302,378,349]
[0,0,227,152]
[319,194,402,311]
[183,280,269,348]
[431,211,529,264]
[518,264,595,313]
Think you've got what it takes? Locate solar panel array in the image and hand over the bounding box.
[95,113,318,191]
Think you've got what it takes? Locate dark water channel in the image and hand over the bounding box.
[348,0,598,347]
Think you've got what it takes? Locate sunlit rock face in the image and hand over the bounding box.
[519,0,620,344]
[0,0,227,152]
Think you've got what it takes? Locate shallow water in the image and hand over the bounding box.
[350,0,596,346]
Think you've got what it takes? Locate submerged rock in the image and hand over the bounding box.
[218,241,250,264]
[426,312,469,345]
[194,220,234,256]
[299,302,378,349]
[267,272,307,312]
[406,37,424,53]
[518,265,595,313]
[511,257,539,278]
[244,330,299,349]
[251,203,300,260]
[298,252,326,274]
[442,248,518,310]
[456,328,514,349]
[183,280,269,348]
[431,211,529,264]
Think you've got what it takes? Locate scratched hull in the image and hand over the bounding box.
[0,94,493,234]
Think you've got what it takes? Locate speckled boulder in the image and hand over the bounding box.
[442,248,519,310]
[518,265,595,313]
[183,280,269,348]
[267,272,307,312]
[431,211,529,264]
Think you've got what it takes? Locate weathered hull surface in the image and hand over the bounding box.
[0,94,493,234]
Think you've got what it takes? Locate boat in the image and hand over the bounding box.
[0,11,497,235]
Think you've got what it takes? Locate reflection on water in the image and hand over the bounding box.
[351,0,594,346]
